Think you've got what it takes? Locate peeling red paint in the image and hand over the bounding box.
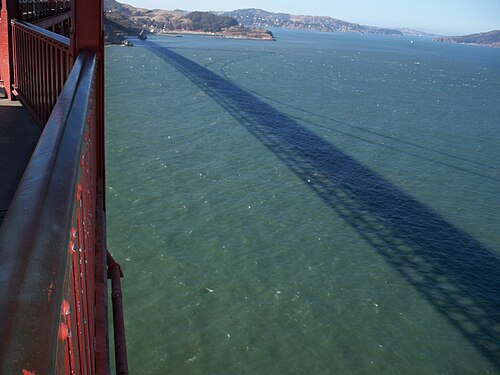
[68,240,75,254]
[58,322,69,341]
[0,3,113,373]
[60,299,70,316]
[76,183,83,200]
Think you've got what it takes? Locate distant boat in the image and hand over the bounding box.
[138,30,147,40]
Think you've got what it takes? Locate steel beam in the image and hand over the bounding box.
[0,0,19,99]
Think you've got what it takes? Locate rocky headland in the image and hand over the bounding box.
[434,30,500,48]
[104,0,275,44]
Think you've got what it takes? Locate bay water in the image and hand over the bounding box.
[105,30,500,374]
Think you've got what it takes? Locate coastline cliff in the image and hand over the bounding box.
[434,30,500,48]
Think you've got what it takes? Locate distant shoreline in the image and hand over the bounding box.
[104,1,499,48]
[433,30,500,49]
[157,30,275,41]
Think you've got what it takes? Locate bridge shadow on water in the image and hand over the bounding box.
[143,40,500,368]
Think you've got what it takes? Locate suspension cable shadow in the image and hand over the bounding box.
[142,40,500,369]
[217,56,500,180]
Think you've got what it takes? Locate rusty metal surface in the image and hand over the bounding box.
[0,51,98,375]
[0,1,121,373]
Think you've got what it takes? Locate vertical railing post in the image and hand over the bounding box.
[71,0,104,182]
[0,0,19,99]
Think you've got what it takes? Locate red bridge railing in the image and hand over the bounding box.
[1,1,128,371]
[11,18,71,127]
[0,51,110,374]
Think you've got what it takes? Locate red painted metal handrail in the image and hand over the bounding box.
[11,18,71,127]
[0,51,108,375]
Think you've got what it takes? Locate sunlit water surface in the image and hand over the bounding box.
[105,30,500,374]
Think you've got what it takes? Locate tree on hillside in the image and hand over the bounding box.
[185,11,238,32]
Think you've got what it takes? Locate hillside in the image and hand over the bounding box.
[434,30,500,48]
[221,8,403,35]
[104,0,274,43]
[103,1,409,44]
[104,1,144,44]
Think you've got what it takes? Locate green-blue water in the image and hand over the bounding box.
[105,30,500,374]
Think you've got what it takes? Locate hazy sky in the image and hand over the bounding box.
[122,0,500,35]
